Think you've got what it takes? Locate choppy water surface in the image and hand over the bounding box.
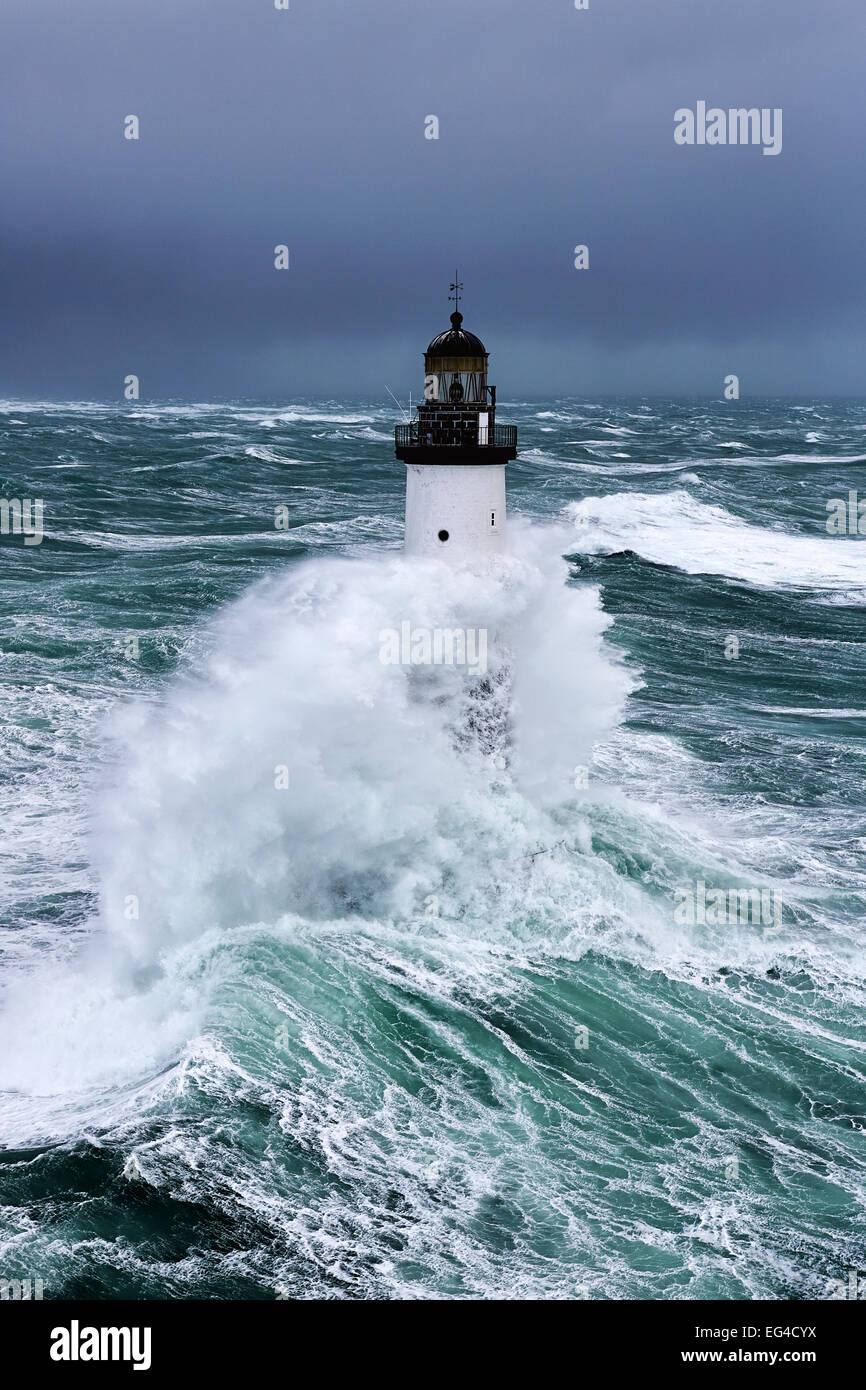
[0,397,864,1299]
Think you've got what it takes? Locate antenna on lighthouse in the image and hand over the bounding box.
[385,384,408,421]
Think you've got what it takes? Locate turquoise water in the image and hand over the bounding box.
[0,397,864,1300]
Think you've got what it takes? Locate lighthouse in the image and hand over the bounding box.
[395,280,517,562]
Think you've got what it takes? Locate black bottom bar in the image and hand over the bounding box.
[3,1298,856,1377]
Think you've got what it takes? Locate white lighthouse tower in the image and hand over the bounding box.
[395,281,517,563]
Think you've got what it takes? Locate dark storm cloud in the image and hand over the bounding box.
[1,0,864,398]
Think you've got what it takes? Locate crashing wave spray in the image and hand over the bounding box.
[0,520,633,1140]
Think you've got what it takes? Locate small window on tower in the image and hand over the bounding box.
[491,511,496,526]
[438,529,449,542]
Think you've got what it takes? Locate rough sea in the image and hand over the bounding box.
[0,397,864,1300]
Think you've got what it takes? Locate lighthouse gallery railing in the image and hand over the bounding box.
[395,423,517,449]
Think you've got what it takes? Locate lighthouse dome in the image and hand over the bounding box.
[425,312,487,358]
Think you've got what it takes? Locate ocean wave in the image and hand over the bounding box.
[766,453,866,465]
[0,524,633,1136]
[258,411,377,428]
[243,445,304,465]
[567,490,866,595]
[745,706,866,719]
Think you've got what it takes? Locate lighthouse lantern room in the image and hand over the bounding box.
[395,281,517,561]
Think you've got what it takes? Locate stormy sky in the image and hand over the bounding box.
[1,0,864,399]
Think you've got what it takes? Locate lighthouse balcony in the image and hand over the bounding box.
[395,421,517,460]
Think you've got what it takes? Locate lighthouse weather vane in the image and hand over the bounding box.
[448,271,463,314]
